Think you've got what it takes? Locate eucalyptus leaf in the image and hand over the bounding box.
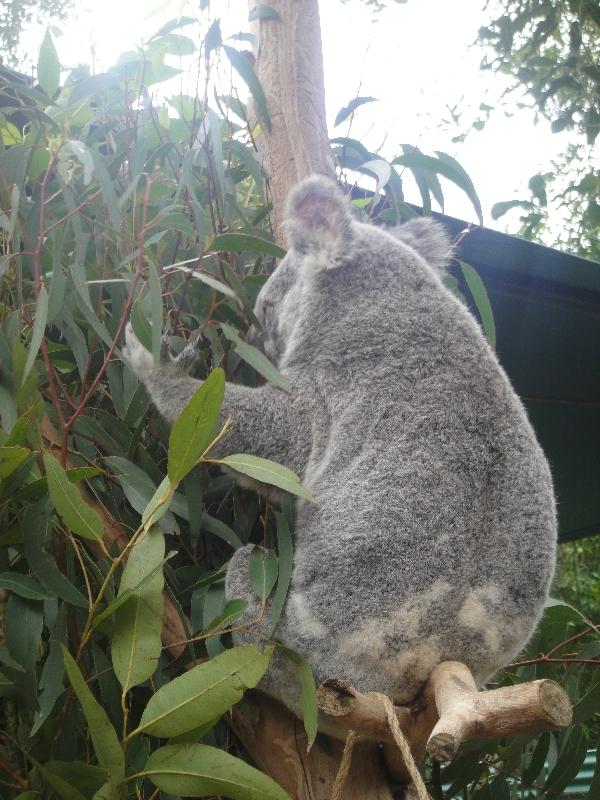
[223,46,271,133]
[43,452,103,541]
[38,30,60,97]
[168,367,225,484]
[137,645,273,737]
[111,526,165,690]
[144,743,290,799]
[218,454,315,502]
[61,647,125,785]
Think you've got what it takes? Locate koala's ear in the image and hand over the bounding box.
[284,175,354,267]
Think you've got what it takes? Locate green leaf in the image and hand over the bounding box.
[43,452,103,541]
[276,645,318,748]
[201,598,248,635]
[491,200,531,220]
[1,120,22,146]
[218,454,315,502]
[144,743,290,799]
[392,150,483,224]
[201,513,243,549]
[142,475,175,530]
[210,233,286,259]
[22,500,88,608]
[248,4,282,21]
[111,526,165,690]
[0,573,48,600]
[137,645,272,737]
[543,725,588,796]
[459,261,496,349]
[572,677,600,724]
[61,647,125,785]
[249,547,278,601]
[221,324,290,391]
[22,285,48,386]
[528,174,547,206]
[223,46,271,133]
[93,553,172,630]
[269,512,293,636]
[43,762,107,799]
[0,446,30,479]
[37,30,60,97]
[334,96,378,127]
[105,456,177,534]
[90,150,121,230]
[36,761,87,800]
[168,367,225,484]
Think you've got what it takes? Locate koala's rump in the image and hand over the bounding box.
[286,392,555,701]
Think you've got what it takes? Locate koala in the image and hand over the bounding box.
[124,175,556,719]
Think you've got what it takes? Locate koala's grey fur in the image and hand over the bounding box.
[123,175,556,718]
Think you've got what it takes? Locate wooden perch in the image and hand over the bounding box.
[426,661,573,761]
[317,661,572,768]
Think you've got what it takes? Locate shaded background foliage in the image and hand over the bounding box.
[0,3,597,800]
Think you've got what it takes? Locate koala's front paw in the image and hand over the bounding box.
[160,333,200,374]
[122,323,154,381]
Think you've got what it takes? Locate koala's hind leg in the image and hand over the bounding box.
[225,545,305,716]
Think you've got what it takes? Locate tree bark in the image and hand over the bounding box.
[249,0,335,245]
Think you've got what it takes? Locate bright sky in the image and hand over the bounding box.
[23,0,571,227]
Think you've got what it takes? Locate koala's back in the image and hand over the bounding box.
[277,224,556,704]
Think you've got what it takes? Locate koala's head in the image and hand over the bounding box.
[250,176,356,364]
[250,175,452,368]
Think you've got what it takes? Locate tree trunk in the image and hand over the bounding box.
[250,0,334,245]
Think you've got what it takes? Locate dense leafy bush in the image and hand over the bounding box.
[0,12,597,799]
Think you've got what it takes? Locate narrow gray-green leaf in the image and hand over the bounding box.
[210,233,285,259]
[22,500,88,608]
[249,547,278,602]
[111,526,165,690]
[61,646,125,783]
[201,598,248,635]
[334,96,378,127]
[43,452,103,541]
[269,512,293,636]
[144,743,290,799]
[37,30,60,97]
[138,645,272,737]
[392,150,483,224]
[0,446,30,479]
[223,46,271,133]
[141,475,174,530]
[221,324,290,391]
[22,285,48,386]
[0,573,49,600]
[168,367,225,485]
[218,454,315,502]
[459,261,496,349]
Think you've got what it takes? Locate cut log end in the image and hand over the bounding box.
[538,679,573,728]
[427,731,460,762]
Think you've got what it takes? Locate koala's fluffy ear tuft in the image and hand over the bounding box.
[390,217,453,275]
[284,175,354,269]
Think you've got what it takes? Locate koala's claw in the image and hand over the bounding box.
[160,332,171,361]
[173,336,200,372]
